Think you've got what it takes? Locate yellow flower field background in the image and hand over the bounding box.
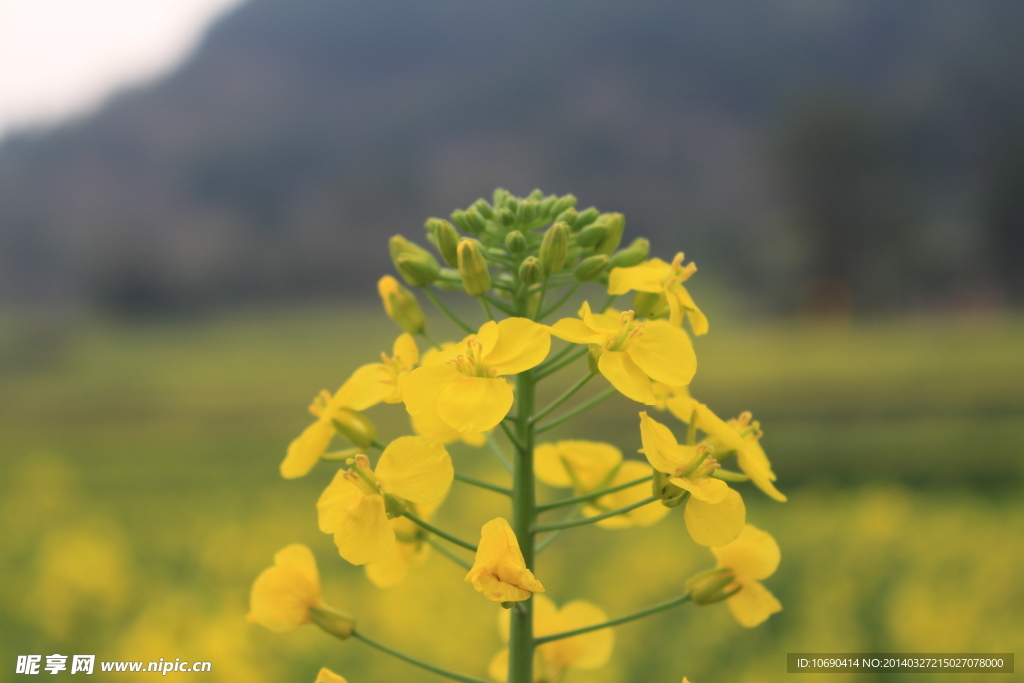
[1,307,1022,682]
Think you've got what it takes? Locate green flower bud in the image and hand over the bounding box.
[332,408,377,448]
[472,198,494,219]
[457,238,492,296]
[574,254,609,281]
[538,194,557,216]
[390,235,440,286]
[555,208,579,230]
[608,237,650,269]
[425,218,460,267]
[527,188,544,201]
[587,345,602,375]
[552,194,577,216]
[451,209,485,235]
[518,256,542,286]
[575,222,607,248]
[504,230,527,254]
[497,207,516,226]
[572,206,600,231]
[492,187,511,207]
[539,222,569,275]
[685,568,739,606]
[517,198,538,225]
[594,213,625,255]
[504,196,519,215]
[633,291,668,319]
[378,275,426,334]
[309,605,356,640]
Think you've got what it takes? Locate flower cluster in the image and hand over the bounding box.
[248,189,785,683]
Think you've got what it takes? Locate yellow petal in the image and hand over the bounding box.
[625,320,697,388]
[316,470,363,534]
[548,318,604,344]
[579,301,621,333]
[281,419,335,479]
[665,391,700,424]
[488,649,509,682]
[474,320,501,357]
[375,436,453,505]
[465,518,545,603]
[607,259,669,295]
[684,487,745,547]
[534,443,574,488]
[726,579,782,628]
[402,363,463,418]
[712,524,781,581]
[393,333,420,367]
[670,476,729,504]
[599,350,656,404]
[638,412,693,473]
[535,441,622,490]
[365,541,429,588]
[594,461,668,529]
[333,363,394,411]
[672,284,708,335]
[333,495,395,565]
[315,668,348,683]
[247,544,322,632]
[485,317,552,375]
[736,442,787,502]
[531,593,559,635]
[437,376,513,433]
[460,431,487,446]
[545,600,613,670]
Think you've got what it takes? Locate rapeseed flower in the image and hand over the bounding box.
[639,412,745,546]
[466,518,545,603]
[315,669,348,683]
[248,544,343,634]
[549,302,695,405]
[317,437,452,566]
[364,500,440,588]
[712,524,782,627]
[488,595,613,682]
[403,318,551,433]
[607,252,708,335]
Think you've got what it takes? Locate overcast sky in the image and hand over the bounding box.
[0,0,245,141]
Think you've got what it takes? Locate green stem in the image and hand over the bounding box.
[531,373,594,425]
[532,496,657,533]
[486,294,517,316]
[419,330,442,350]
[480,296,497,322]
[508,368,537,683]
[370,440,387,451]
[453,472,511,496]
[425,537,472,570]
[712,469,750,482]
[499,420,525,451]
[536,474,653,512]
[535,387,617,434]
[534,343,576,374]
[534,507,582,554]
[534,276,550,319]
[485,432,514,473]
[353,631,490,683]
[534,346,588,380]
[599,293,620,313]
[538,281,581,321]
[424,288,474,333]
[532,595,692,646]
[403,513,478,552]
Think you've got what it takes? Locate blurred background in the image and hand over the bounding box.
[1,1,1022,681]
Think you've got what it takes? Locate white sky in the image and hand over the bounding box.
[0,0,246,141]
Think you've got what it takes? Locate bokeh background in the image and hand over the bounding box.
[1,1,1022,682]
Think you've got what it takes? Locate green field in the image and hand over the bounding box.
[1,307,1022,682]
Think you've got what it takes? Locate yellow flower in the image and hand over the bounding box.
[410,413,487,448]
[466,518,545,603]
[364,500,441,588]
[639,412,745,546]
[549,302,696,405]
[247,544,324,632]
[489,595,613,682]
[712,524,782,627]
[403,318,551,433]
[607,252,708,335]
[317,436,453,565]
[280,334,419,479]
[378,274,425,334]
[315,668,348,683]
[534,441,667,529]
[665,390,786,502]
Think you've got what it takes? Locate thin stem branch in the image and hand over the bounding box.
[403,513,478,552]
[485,432,514,473]
[419,330,442,350]
[532,496,657,533]
[499,420,525,451]
[534,276,550,318]
[353,631,491,683]
[536,474,653,512]
[424,288,474,334]
[534,507,582,554]
[535,387,617,434]
[535,343,576,374]
[538,281,581,321]
[532,594,692,646]
[480,296,497,322]
[454,472,511,496]
[534,346,588,380]
[425,537,472,570]
[531,373,593,425]
[599,293,620,313]
[486,294,516,316]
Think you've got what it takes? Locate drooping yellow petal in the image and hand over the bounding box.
[548,317,605,344]
[591,461,668,529]
[545,600,614,670]
[333,363,394,412]
[665,390,700,424]
[599,350,656,404]
[437,376,514,433]
[638,411,695,473]
[333,495,394,565]
[736,441,787,502]
[281,419,335,479]
[465,518,545,603]
[484,317,551,375]
[607,259,670,295]
[671,284,708,335]
[402,363,463,420]
[534,443,574,488]
[365,540,430,588]
[316,470,364,534]
[247,544,323,632]
[375,436,453,504]
[314,668,348,683]
[726,579,782,628]
[624,320,697,388]
[684,487,745,547]
[392,332,420,367]
[671,475,729,504]
[534,441,622,490]
[712,524,781,582]
[474,320,501,357]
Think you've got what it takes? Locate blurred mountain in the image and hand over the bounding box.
[1,0,1022,313]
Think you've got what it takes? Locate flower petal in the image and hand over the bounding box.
[402,363,463,418]
[549,318,605,344]
[315,668,348,683]
[465,518,544,603]
[437,376,513,433]
[536,441,622,491]
[534,443,574,488]
[364,541,429,588]
[316,470,363,534]
[247,544,321,632]
[376,436,453,504]
[607,259,669,295]
[736,441,787,502]
[599,351,656,404]
[672,284,708,335]
[485,317,552,375]
[670,475,729,504]
[625,320,697,388]
[392,333,420,367]
[684,487,745,547]
[547,600,614,670]
[281,419,334,479]
[333,363,394,411]
[638,412,692,473]
[726,579,782,628]
[333,495,395,565]
[488,650,509,683]
[712,524,780,581]
[593,461,668,529]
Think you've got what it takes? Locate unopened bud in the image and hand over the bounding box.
[390,235,440,286]
[517,199,538,225]
[504,230,527,254]
[426,219,460,267]
[556,208,579,230]
[538,194,557,216]
[573,206,600,231]
[458,239,492,296]
[519,256,542,286]
[575,222,607,248]
[451,209,485,235]
[539,222,569,275]
[574,254,609,281]
[504,196,519,215]
[608,238,650,269]
[551,194,577,217]
[309,605,356,640]
[472,198,494,219]
[332,408,377,448]
[377,275,426,334]
[594,213,625,255]
[685,567,738,605]
[497,207,516,226]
